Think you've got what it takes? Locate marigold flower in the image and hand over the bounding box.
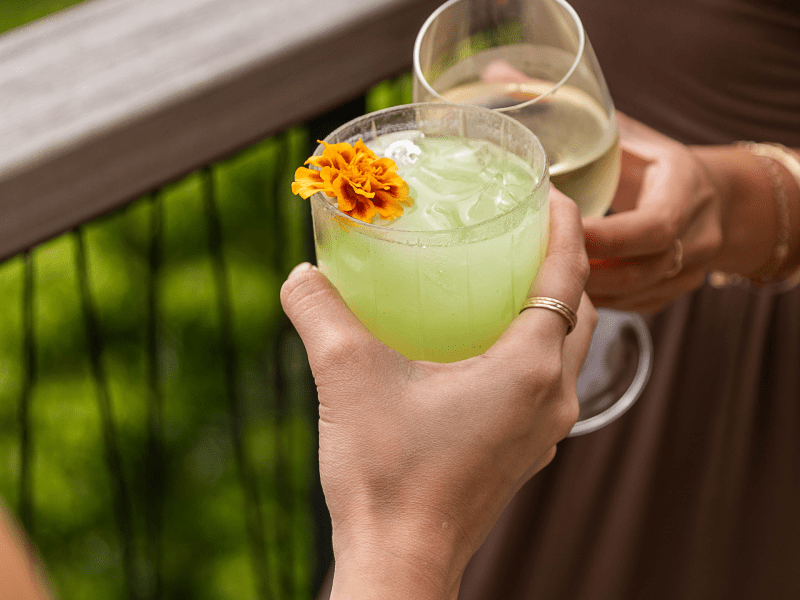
[291,139,413,223]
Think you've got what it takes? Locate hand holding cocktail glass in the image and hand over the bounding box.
[303,104,555,363]
[281,192,595,600]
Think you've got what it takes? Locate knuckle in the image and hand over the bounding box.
[538,352,565,392]
[280,267,321,312]
[511,350,563,399]
[550,245,590,295]
[315,330,366,373]
[653,218,679,248]
[554,391,580,439]
[553,248,590,291]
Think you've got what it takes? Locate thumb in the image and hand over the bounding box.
[281,263,378,370]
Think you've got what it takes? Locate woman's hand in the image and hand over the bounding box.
[478,65,799,312]
[584,113,794,313]
[280,192,595,600]
[583,113,725,312]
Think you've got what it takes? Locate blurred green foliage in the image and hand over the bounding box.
[0,0,88,34]
[0,130,318,600]
[1,3,413,599]
[365,72,414,112]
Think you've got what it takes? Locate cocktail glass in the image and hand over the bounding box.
[413,0,652,435]
[310,103,549,363]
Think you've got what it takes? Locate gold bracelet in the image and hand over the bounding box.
[739,142,793,282]
[746,142,800,185]
[710,142,800,292]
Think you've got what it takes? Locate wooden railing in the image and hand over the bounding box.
[0,0,442,259]
[0,1,442,598]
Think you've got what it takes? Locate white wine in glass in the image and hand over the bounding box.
[440,79,619,217]
[413,0,651,436]
[413,0,621,218]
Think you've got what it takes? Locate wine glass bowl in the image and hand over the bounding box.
[414,0,651,435]
[414,0,620,218]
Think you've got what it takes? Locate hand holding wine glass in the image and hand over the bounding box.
[585,112,800,312]
[583,113,719,312]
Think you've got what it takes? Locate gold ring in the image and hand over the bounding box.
[665,239,683,278]
[519,296,578,334]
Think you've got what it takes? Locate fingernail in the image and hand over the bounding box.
[289,262,315,277]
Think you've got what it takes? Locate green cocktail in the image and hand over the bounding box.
[309,104,548,362]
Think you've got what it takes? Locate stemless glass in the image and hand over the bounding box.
[310,103,549,363]
[413,0,652,435]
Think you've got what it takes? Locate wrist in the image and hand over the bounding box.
[331,546,462,600]
[691,144,800,284]
[329,515,471,600]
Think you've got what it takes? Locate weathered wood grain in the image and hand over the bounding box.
[0,0,442,259]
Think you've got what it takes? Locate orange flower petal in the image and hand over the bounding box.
[291,167,325,198]
[371,157,398,173]
[332,174,361,211]
[306,155,332,169]
[348,198,378,223]
[353,139,378,160]
[341,172,375,199]
[320,166,337,187]
[321,141,356,165]
[372,189,405,219]
[292,138,414,223]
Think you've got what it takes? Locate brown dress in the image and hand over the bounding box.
[458,1,800,599]
[316,2,800,598]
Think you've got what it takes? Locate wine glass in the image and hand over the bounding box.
[413,0,652,435]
